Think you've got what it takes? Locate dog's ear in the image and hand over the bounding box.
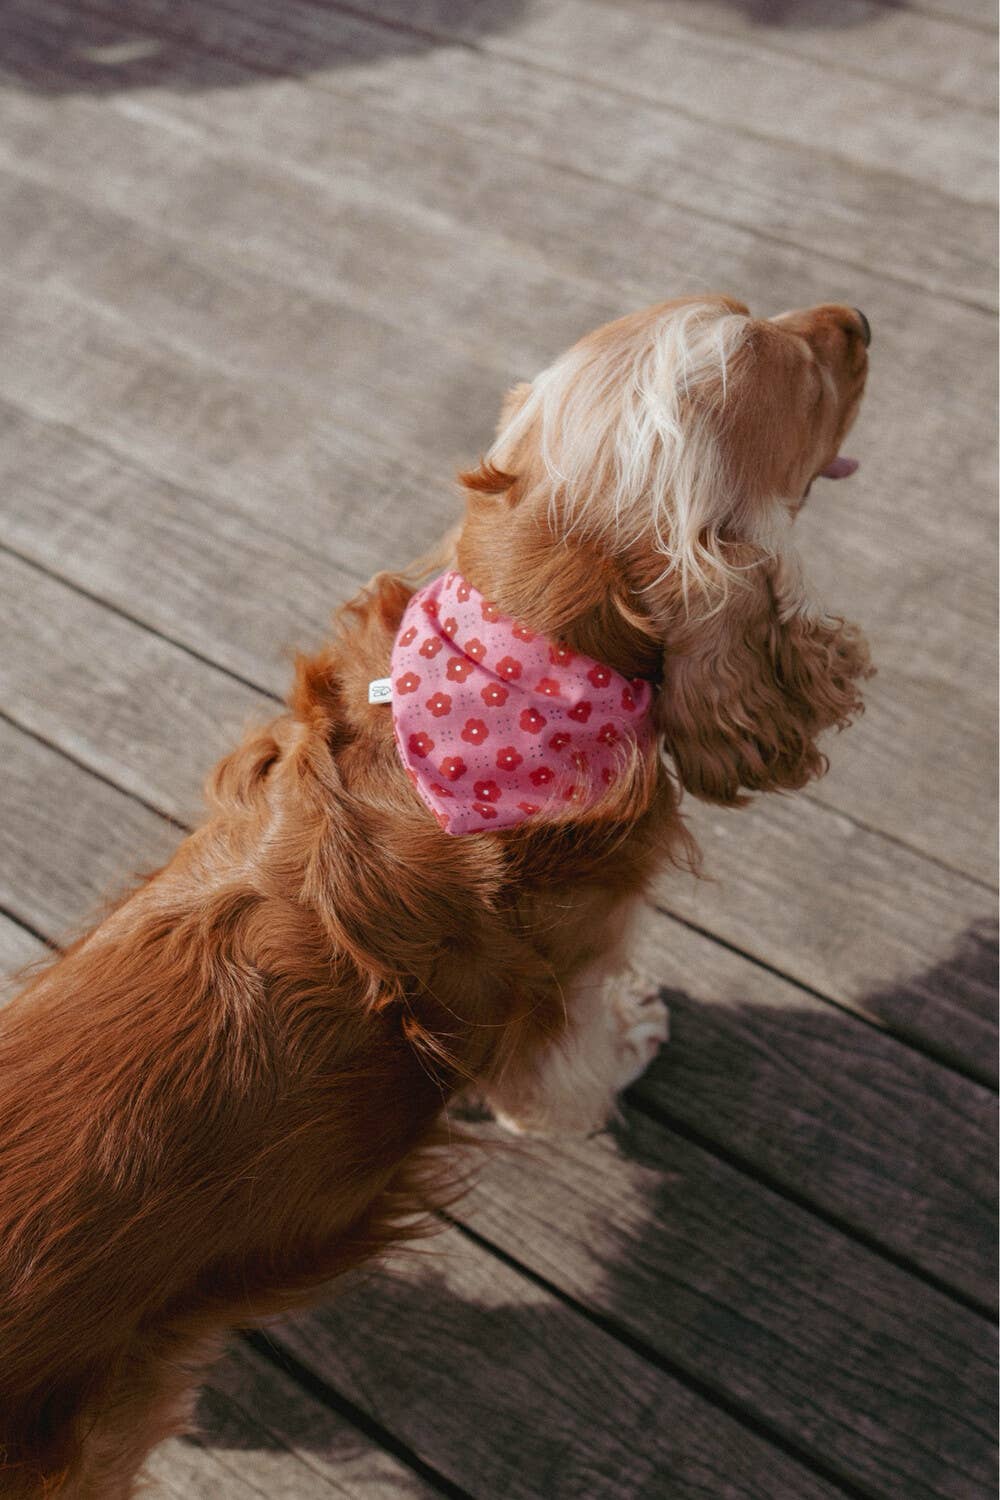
[656,549,873,804]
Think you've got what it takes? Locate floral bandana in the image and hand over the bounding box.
[386,571,653,834]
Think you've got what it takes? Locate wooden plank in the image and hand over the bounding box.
[60,0,997,203]
[408,0,999,124]
[458,1113,997,1500]
[659,796,998,1079]
[0,913,48,983]
[2,0,994,310]
[582,0,998,108]
[0,549,272,822]
[145,1339,443,1499]
[0,145,993,882]
[275,1227,847,1500]
[0,718,177,940]
[0,695,991,1301]
[631,907,997,1303]
[0,402,340,698]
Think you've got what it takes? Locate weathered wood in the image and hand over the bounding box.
[0,549,272,822]
[0,912,47,982]
[458,1113,997,1500]
[0,717,177,940]
[4,0,995,309]
[584,0,998,108]
[276,1227,847,1500]
[656,797,997,1081]
[144,1339,443,1498]
[631,906,997,1304]
[54,0,1000,202]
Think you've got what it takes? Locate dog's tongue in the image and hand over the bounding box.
[819,455,859,480]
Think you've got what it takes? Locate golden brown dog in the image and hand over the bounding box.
[0,296,872,1496]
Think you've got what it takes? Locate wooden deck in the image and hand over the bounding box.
[0,1,996,1495]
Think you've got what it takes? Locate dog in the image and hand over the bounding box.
[0,295,872,1496]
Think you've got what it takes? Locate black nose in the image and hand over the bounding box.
[852,307,871,347]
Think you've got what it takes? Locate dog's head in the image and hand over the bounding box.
[458,296,873,805]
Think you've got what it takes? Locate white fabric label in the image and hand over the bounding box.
[368,677,393,705]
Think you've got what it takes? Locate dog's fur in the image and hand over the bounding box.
[0,296,872,1496]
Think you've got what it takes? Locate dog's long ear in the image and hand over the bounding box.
[656,548,873,805]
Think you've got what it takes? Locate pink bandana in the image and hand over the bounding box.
[388,571,653,834]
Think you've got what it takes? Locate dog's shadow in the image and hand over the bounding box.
[3,0,528,97]
[185,921,998,1497]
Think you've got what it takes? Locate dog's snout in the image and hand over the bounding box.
[851,308,871,347]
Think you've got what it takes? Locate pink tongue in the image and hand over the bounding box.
[820,455,859,480]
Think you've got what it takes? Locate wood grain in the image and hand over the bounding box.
[4,0,995,308]
[145,1340,441,1499]
[457,1112,997,1500]
[276,1226,847,1500]
[631,907,997,1304]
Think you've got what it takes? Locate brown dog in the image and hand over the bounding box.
[0,296,872,1496]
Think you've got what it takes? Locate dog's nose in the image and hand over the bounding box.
[851,308,871,347]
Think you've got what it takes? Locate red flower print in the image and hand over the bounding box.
[457,580,472,602]
[419,637,443,658]
[438,756,467,782]
[548,731,572,753]
[529,765,554,787]
[399,626,417,647]
[430,782,455,798]
[481,599,501,622]
[443,616,458,636]
[474,780,501,802]
[404,767,418,786]
[536,677,561,697]
[481,682,508,707]
[496,745,523,771]
[517,800,540,815]
[587,663,611,688]
[601,766,615,785]
[621,686,636,711]
[464,637,487,662]
[461,718,489,745]
[519,706,547,735]
[496,655,523,681]
[396,671,421,695]
[426,692,452,717]
[446,656,473,683]
[434,809,450,830]
[408,731,434,758]
[473,802,498,820]
[568,700,592,723]
[512,623,536,642]
[549,642,575,666]
[445,572,457,588]
[563,784,584,802]
[422,598,439,617]
[597,722,619,746]
[571,751,589,773]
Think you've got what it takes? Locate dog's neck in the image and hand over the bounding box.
[455,499,662,682]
